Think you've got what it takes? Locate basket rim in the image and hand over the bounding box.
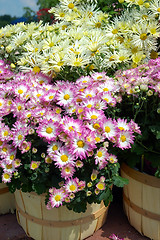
[121,162,160,188]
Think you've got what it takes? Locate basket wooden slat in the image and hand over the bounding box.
[0,183,15,214]
[15,190,110,240]
[121,163,160,240]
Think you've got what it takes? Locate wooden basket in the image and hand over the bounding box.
[121,163,160,240]
[15,190,110,240]
[0,183,15,214]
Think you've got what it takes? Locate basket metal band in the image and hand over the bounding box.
[16,202,109,228]
[0,187,9,195]
[123,192,160,221]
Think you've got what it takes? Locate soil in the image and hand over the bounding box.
[0,187,150,240]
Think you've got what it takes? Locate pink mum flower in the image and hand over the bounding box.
[69,130,94,160]
[102,118,117,140]
[36,119,59,142]
[116,130,134,150]
[48,187,67,208]
[65,178,79,193]
[30,161,41,170]
[56,85,75,107]
[2,171,12,183]
[61,164,75,179]
[52,146,75,168]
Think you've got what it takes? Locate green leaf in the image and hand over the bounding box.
[156,131,160,140]
[99,188,111,202]
[32,183,46,194]
[113,176,129,187]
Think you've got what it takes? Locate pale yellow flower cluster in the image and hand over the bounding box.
[0,0,160,77]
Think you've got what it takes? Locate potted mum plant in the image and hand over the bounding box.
[0,0,160,78]
[0,60,15,214]
[115,58,160,240]
[0,58,139,239]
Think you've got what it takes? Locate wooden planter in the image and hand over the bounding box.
[0,183,15,214]
[121,163,160,240]
[15,190,110,240]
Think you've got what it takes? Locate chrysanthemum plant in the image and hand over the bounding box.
[115,58,160,177]
[0,60,139,213]
[0,0,160,81]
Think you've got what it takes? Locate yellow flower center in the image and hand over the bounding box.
[36,94,41,98]
[150,50,158,59]
[33,66,41,73]
[119,127,125,131]
[103,88,109,92]
[10,154,14,160]
[68,3,74,9]
[3,173,10,179]
[119,56,125,61]
[120,135,126,142]
[95,22,101,28]
[78,108,83,113]
[32,163,38,169]
[46,157,52,163]
[86,94,92,98]
[91,174,97,181]
[52,145,58,151]
[64,94,70,100]
[93,123,100,129]
[27,113,31,118]
[91,115,97,119]
[65,167,70,173]
[104,98,109,102]
[142,14,148,19]
[95,137,101,142]
[56,108,61,114]
[150,28,156,34]
[69,184,76,191]
[46,127,53,134]
[157,8,160,12]
[69,126,74,131]
[39,80,44,84]
[137,0,143,5]
[97,183,104,190]
[140,33,147,40]
[18,89,23,94]
[6,164,12,169]
[76,98,82,102]
[4,131,8,136]
[49,96,54,100]
[112,29,118,34]
[105,126,111,133]
[62,25,67,30]
[61,154,68,162]
[55,195,61,201]
[97,151,103,157]
[87,104,92,108]
[18,106,22,111]
[18,135,23,140]
[2,147,7,152]
[110,158,114,163]
[59,12,65,17]
[77,140,85,148]
[0,102,2,106]
[49,42,54,47]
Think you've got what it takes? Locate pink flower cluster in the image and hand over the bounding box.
[115,58,160,97]
[0,60,14,82]
[0,61,139,208]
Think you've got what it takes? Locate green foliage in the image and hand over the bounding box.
[37,0,59,9]
[23,7,37,23]
[0,15,16,28]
